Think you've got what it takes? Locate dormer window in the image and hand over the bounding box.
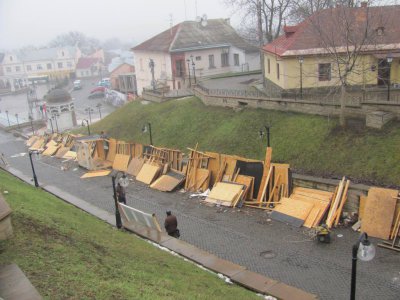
[376,27,385,36]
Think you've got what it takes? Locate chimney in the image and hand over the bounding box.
[361,1,368,8]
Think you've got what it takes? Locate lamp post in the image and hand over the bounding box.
[48,117,54,134]
[96,103,102,119]
[149,59,156,91]
[111,171,129,229]
[15,113,20,129]
[259,126,271,147]
[387,54,393,101]
[190,55,196,84]
[28,115,35,134]
[350,232,376,300]
[52,114,59,133]
[298,56,304,100]
[85,107,93,123]
[28,150,39,187]
[186,59,192,86]
[5,110,10,126]
[82,119,91,135]
[142,122,153,145]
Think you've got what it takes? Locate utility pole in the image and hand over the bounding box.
[257,0,266,88]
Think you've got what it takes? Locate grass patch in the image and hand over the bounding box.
[0,170,258,299]
[74,97,400,186]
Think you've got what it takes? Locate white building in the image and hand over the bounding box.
[0,46,81,91]
[132,19,260,95]
[45,89,77,132]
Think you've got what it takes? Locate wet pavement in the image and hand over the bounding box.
[0,130,400,299]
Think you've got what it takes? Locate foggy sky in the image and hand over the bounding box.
[0,0,237,51]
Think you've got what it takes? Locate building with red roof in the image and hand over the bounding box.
[262,3,400,95]
[76,57,102,78]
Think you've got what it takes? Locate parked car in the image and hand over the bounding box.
[73,80,82,90]
[97,78,110,88]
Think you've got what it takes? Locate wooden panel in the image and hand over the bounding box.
[106,138,117,162]
[257,147,272,202]
[136,163,161,185]
[235,175,254,201]
[150,171,185,192]
[26,136,38,147]
[42,144,60,156]
[96,141,106,160]
[303,208,320,228]
[205,182,244,206]
[195,168,210,191]
[62,151,77,160]
[271,163,290,198]
[81,170,111,178]
[359,194,367,220]
[205,151,220,186]
[112,154,130,172]
[361,187,398,240]
[126,157,145,177]
[272,197,314,221]
[29,138,45,151]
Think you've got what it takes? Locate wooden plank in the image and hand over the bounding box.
[358,194,367,220]
[235,175,254,201]
[62,151,77,160]
[272,197,314,223]
[361,187,398,240]
[326,177,345,228]
[257,166,273,206]
[195,168,210,191]
[334,180,350,226]
[256,147,272,202]
[136,163,161,185]
[112,154,130,172]
[271,163,289,198]
[80,170,111,178]
[106,138,117,162]
[150,171,185,192]
[303,208,320,228]
[126,157,145,177]
[41,144,60,156]
[205,182,244,206]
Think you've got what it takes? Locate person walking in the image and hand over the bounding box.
[116,182,126,204]
[164,211,180,238]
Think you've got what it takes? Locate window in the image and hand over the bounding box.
[27,65,32,71]
[6,67,11,73]
[37,64,43,70]
[196,56,201,61]
[15,66,21,72]
[234,54,239,66]
[67,61,72,68]
[58,62,63,69]
[276,63,280,80]
[221,53,229,67]
[267,59,270,74]
[47,63,52,70]
[208,54,215,68]
[318,63,331,81]
[175,60,184,77]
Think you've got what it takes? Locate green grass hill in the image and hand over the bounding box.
[80,97,400,187]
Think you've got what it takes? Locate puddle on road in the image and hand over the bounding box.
[10,153,27,158]
[260,250,276,259]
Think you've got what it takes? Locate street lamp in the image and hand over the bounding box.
[28,115,35,134]
[190,55,196,84]
[5,110,10,126]
[82,119,91,135]
[15,113,20,129]
[96,103,102,119]
[350,232,376,300]
[142,122,153,145]
[28,150,40,187]
[48,118,54,134]
[186,59,192,86]
[149,58,156,91]
[84,107,93,123]
[52,114,59,133]
[111,171,129,229]
[259,125,271,147]
[387,54,393,101]
[298,56,304,100]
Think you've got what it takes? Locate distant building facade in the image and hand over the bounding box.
[109,63,136,95]
[76,57,102,78]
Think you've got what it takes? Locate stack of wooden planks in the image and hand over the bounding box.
[184,146,211,192]
[325,177,350,228]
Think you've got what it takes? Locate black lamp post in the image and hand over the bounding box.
[186,59,192,86]
[259,126,271,147]
[15,113,20,129]
[298,56,304,99]
[387,54,393,101]
[111,171,129,229]
[29,115,35,134]
[5,110,10,126]
[149,59,156,91]
[85,107,93,123]
[28,150,39,187]
[142,122,153,145]
[52,114,59,133]
[350,232,376,300]
[82,119,91,135]
[48,117,54,134]
[96,103,102,119]
[190,55,196,84]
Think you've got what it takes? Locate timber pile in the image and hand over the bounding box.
[325,177,351,228]
[184,146,211,192]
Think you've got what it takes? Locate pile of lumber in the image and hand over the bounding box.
[184,146,211,192]
[325,177,351,228]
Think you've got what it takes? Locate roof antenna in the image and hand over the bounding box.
[169,14,173,35]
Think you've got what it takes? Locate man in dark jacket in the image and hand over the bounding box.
[116,182,126,204]
[164,211,179,238]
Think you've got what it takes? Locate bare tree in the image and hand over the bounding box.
[49,31,101,55]
[309,5,389,126]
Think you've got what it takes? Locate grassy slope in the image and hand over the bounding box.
[81,97,400,186]
[0,170,257,300]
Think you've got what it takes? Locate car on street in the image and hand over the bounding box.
[97,78,111,88]
[73,80,82,90]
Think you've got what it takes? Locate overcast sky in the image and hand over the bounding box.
[0,0,239,51]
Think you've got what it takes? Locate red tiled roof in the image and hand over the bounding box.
[76,57,99,69]
[263,5,400,57]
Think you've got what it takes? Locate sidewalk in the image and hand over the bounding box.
[1,130,399,300]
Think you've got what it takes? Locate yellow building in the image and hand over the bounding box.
[262,4,400,96]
